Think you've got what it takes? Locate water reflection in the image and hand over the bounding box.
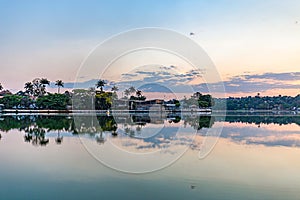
[0,113,299,149]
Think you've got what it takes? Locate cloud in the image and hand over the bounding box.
[220,72,300,93]
[50,79,98,89]
[243,72,300,81]
[61,70,300,95]
[191,71,300,94]
[121,73,138,78]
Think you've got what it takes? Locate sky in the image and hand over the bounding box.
[0,0,299,97]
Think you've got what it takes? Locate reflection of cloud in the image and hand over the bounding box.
[246,134,300,147]
[219,123,300,148]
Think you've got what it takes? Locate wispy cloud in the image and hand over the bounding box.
[219,72,300,93]
[60,70,300,95]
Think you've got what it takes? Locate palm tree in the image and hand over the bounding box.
[40,78,50,96]
[124,89,130,97]
[24,82,33,96]
[31,78,47,97]
[95,79,106,92]
[40,78,50,86]
[136,90,142,97]
[111,85,119,93]
[128,86,136,95]
[55,80,64,93]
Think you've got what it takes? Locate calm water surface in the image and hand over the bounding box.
[0,113,300,200]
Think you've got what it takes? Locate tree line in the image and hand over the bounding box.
[214,93,300,111]
[0,79,149,110]
[2,79,297,111]
[0,78,68,110]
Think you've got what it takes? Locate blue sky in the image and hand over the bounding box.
[0,0,299,96]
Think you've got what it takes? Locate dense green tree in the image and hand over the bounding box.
[218,94,300,111]
[182,92,213,108]
[95,92,113,110]
[20,96,33,109]
[0,95,22,108]
[36,93,70,110]
[198,94,213,108]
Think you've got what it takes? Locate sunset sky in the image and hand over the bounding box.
[0,0,299,97]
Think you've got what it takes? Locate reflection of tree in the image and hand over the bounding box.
[74,115,119,143]
[0,116,31,132]
[97,115,117,132]
[0,115,73,146]
[0,114,299,147]
[167,114,181,123]
[73,116,100,134]
[123,124,135,137]
[55,130,63,144]
[24,125,49,146]
[184,116,215,130]
[224,115,300,126]
[96,131,105,144]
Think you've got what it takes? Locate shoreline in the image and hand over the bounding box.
[0,109,211,114]
[0,109,298,114]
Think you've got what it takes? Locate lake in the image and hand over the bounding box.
[0,113,300,200]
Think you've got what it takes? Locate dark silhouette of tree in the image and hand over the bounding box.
[96,131,105,144]
[111,85,119,93]
[128,86,136,95]
[124,89,130,98]
[95,79,106,92]
[40,78,50,86]
[31,78,49,97]
[136,90,142,97]
[24,82,34,96]
[40,78,50,93]
[55,130,63,144]
[0,83,3,91]
[55,80,64,94]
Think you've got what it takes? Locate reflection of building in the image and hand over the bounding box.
[129,99,164,111]
[132,114,164,124]
[164,103,177,111]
